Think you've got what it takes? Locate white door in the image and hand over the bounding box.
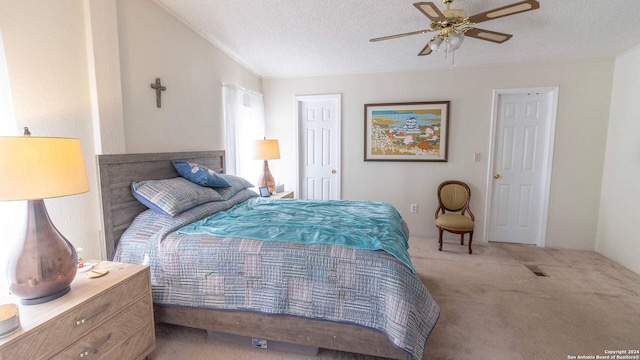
[296,94,341,200]
[487,88,558,245]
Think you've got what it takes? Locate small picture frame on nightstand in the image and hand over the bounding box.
[259,187,270,197]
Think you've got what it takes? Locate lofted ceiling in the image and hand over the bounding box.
[154,0,640,79]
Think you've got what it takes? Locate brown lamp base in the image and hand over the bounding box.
[20,286,70,305]
[6,199,78,305]
[256,160,276,194]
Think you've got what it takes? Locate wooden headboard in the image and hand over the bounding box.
[97,151,225,260]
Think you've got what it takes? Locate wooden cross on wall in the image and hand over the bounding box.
[150,78,166,108]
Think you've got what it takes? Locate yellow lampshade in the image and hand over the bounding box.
[253,139,280,160]
[0,136,89,201]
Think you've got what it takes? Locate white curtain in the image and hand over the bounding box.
[0,31,22,294]
[223,84,265,186]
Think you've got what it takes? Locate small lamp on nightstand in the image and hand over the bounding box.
[0,128,89,305]
[253,139,280,195]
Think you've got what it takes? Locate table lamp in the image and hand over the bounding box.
[253,139,280,194]
[0,128,89,305]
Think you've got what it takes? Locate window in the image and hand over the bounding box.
[0,31,22,294]
[222,84,265,185]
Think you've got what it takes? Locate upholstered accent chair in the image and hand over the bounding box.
[435,180,475,254]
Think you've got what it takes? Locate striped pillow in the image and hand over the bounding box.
[214,174,255,200]
[131,177,223,217]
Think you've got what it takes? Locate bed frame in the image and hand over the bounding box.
[97,151,411,360]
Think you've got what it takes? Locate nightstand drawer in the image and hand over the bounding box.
[101,321,154,360]
[0,269,150,359]
[51,296,153,360]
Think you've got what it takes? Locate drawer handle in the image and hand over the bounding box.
[78,332,112,358]
[74,303,109,326]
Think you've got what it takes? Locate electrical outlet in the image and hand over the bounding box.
[410,204,418,213]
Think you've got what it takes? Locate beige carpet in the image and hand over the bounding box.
[148,237,640,360]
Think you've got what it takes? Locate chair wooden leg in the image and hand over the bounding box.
[460,234,464,245]
[438,229,443,251]
[468,231,473,254]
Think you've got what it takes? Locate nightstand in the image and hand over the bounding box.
[270,190,294,199]
[0,261,155,360]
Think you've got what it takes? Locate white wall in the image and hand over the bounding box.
[263,61,614,250]
[0,0,102,259]
[596,45,640,274]
[84,0,127,155]
[116,0,262,153]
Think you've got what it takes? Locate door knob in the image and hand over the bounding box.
[493,173,501,179]
[331,169,337,174]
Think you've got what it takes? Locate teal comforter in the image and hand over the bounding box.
[178,197,415,273]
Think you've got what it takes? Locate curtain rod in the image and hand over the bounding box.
[222,83,263,97]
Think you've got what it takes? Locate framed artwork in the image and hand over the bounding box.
[364,101,450,162]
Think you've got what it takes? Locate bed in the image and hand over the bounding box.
[97,151,439,360]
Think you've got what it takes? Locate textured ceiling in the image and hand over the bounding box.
[154,0,640,79]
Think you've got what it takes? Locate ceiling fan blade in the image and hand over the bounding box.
[418,43,433,56]
[413,2,446,22]
[370,29,433,42]
[465,28,513,43]
[468,0,539,24]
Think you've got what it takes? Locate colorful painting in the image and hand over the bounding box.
[364,101,449,161]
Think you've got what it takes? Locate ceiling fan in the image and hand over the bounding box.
[370,0,540,56]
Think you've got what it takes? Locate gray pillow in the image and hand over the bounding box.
[131,177,224,217]
[214,174,255,200]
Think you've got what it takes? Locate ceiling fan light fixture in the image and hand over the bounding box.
[448,31,465,49]
[430,36,444,51]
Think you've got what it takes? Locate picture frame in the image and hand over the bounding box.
[259,187,270,197]
[364,101,450,162]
